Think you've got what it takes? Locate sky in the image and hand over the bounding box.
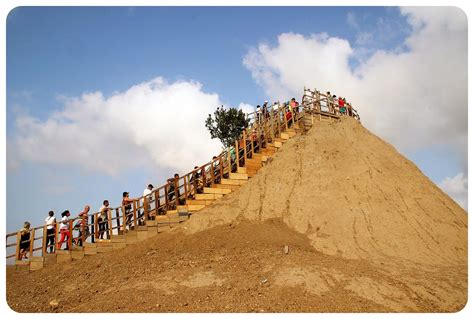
[4,6,468,233]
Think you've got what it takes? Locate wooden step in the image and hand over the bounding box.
[156,215,170,229]
[96,240,112,246]
[29,257,44,271]
[260,149,275,156]
[125,231,138,244]
[273,138,286,143]
[178,211,189,222]
[71,249,85,260]
[56,250,72,263]
[229,173,248,180]
[44,254,57,266]
[186,199,214,205]
[15,260,30,272]
[84,246,98,255]
[167,211,180,227]
[177,206,188,213]
[221,179,247,186]
[237,167,247,174]
[111,235,126,243]
[212,184,240,191]
[97,245,114,253]
[195,193,223,200]
[280,133,289,140]
[113,242,127,250]
[187,204,206,212]
[146,220,157,227]
[203,187,231,194]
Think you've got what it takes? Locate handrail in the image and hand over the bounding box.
[6,86,361,262]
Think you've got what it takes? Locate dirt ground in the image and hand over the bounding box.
[6,117,467,313]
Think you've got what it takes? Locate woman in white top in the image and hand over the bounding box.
[44,211,56,253]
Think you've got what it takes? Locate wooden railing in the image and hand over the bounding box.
[5,87,360,263]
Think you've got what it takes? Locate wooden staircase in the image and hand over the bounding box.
[15,127,301,272]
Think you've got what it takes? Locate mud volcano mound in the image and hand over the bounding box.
[7,117,467,312]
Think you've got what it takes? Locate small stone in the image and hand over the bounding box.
[49,300,59,309]
[284,245,289,254]
[260,278,268,284]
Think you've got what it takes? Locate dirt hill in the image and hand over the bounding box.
[6,117,467,313]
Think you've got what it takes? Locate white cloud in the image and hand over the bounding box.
[8,78,223,175]
[439,173,468,210]
[243,7,467,168]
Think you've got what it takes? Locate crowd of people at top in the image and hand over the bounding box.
[323,91,357,117]
[252,90,358,127]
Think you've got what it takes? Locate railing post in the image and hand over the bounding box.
[235,140,240,168]
[242,132,247,166]
[210,161,215,187]
[174,178,180,206]
[277,106,281,136]
[201,167,206,189]
[91,214,96,245]
[55,221,60,250]
[133,200,138,229]
[183,175,189,200]
[93,214,98,242]
[270,107,275,139]
[144,196,149,221]
[68,220,73,250]
[42,225,47,257]
[29,228,35,259]
[107,209,113,238]
[115,208,121,235]
[227,147,231,174]
[192,170,198,197]
[80,216,85,246]
[154,190,160,215]
[219,155,224,181]
[15,232,21,261]
[121,206,127,233]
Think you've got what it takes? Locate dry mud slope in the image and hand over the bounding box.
[6,117,467,313]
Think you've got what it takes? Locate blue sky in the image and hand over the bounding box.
[5,6,468,232]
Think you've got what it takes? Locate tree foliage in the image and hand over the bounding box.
[205,106,249,148]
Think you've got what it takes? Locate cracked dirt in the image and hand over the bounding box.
[6,117,467,312]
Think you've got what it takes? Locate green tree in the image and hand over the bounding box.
[205,106,249,148]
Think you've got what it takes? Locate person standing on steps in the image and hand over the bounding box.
[338,96,346,115]
[332,95,338,114]
[98,200,111,240]
[142,184,155,221]
[122,192,135,230]
[18,221,31,260]
[57,210,71,250]
[262,101,269,119]
[167,174,180,209]
[74,205,90,246]
[44,211,56,253]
